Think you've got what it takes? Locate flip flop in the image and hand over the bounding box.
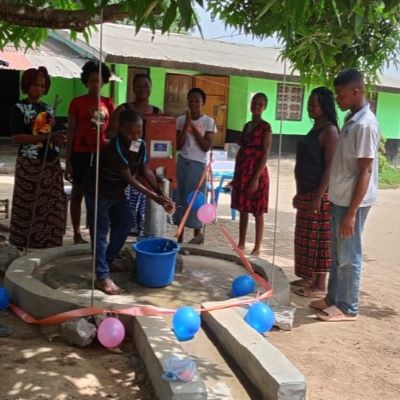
[317,305,357,322]
[290,279,311,288]
[293,287,326,299]
[309,298,329,311]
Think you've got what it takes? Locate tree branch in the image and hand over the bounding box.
[0,1,130,31]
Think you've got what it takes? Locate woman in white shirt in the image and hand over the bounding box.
[176,88,215,244]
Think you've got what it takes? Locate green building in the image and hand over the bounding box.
[1,23,400,153]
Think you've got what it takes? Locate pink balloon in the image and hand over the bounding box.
[197,204,216,224]
[97,317,125,348]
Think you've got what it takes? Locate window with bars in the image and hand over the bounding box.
[275,83,304,121]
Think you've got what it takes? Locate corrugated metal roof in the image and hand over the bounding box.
[0,37,89,78]
[56,24,291,79]
[56,23,400,90]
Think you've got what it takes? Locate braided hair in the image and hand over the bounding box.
[311,86,338,127]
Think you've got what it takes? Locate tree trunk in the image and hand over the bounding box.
[0,1,129,31]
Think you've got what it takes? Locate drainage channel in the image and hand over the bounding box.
[172,320,259,399]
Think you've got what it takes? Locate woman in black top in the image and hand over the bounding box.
[9,67,67,249]
[292,87,339,297]
[109,74,161,238]
[85,109,174,295]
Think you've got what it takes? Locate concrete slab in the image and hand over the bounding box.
[133,315,207,400]
[202,300,306,400]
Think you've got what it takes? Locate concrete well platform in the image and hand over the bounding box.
[4,243,290,317]
[4,243,305,400]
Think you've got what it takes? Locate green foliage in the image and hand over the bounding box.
[379,164,400,188]
[115,0,197,33]
[1,0,400,88]
[207,0,400,86]
[378,136,387,169]
[0,0,199,50]
[0,23,47,50]
[378,135,400,188]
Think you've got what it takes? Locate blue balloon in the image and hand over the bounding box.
[231,275,256,297]
[0,287,9,311]
[244,302,275,334]
[172,306,201,341]
[186,191,205,211]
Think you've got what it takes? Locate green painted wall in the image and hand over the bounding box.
[114,64,128,106]
[149,67,166,110]
[227,76,249,131]
[37,62,400,140]
[227,76,314,135]
[41,75,112,117]
[42,77,75,116]
[376,92,400,139]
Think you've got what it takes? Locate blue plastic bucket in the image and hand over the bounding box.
[133,237,180,288]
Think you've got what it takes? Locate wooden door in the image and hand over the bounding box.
[194,75,229,148]
[164,74,193,116]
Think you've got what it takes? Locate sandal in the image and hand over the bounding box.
[188,234,204,245]
[293,287,326,298]
[309,298,329,311]
[317,305,357,322]
[74,235,88,245]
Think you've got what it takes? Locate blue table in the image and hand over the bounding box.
[210,161,237,220]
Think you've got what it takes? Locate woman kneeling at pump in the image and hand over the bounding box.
[85,109,175,295]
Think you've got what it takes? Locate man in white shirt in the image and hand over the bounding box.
[310,69,380,321]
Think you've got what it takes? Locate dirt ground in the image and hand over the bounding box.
[0,156,399,400]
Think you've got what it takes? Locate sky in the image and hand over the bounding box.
[191,6,400,79]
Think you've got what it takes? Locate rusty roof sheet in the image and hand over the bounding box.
[0,37,89,78]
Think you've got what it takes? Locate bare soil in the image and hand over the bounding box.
[1,156,399,400]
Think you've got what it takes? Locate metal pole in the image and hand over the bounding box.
[269,59,287,305]
[90,10,104,307]
[202,119,216,244]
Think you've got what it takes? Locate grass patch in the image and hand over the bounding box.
[379,164,400,188]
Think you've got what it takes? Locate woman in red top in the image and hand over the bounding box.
[231,93,272,256]
[65,61,114,244]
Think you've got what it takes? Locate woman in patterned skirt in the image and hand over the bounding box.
[9,67,67,249]
[292,87,339,297]
[231,93,272,256]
